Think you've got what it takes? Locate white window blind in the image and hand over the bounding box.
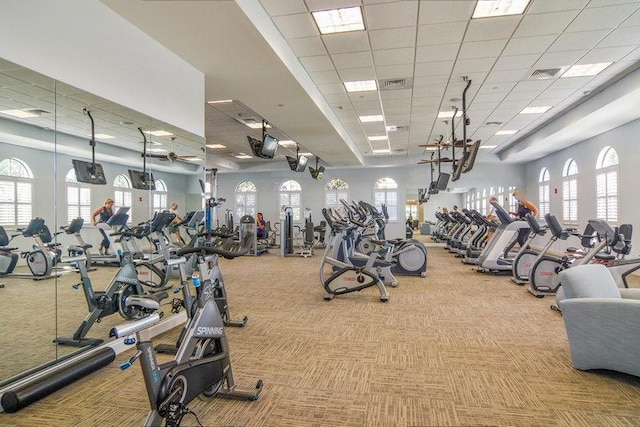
[595,147,618,223]
[279,180,302,221]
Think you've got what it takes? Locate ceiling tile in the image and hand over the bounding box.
[299,55,335,72]
[375,63,415,79]
[417,22,466,46]
[566,4,639,32]
[548,30,610,52]
[381,89,412,100]
[348,90,379,102]
[259,0,307,16]
[597,26,640,48]
[416,43,460,63]
[460,39,509,61]
[373,47,415,66]
[413,75,449,88]
[288,36,327,57]
[485,69,529,83]
[323,32,371,54]
[477,81,518,93]
[309,69,341,84]
[464,16,521,42]
[493,53,541,71]
[452,58,496,73]
[503,35,557,55]
[418,0,475,24]
[513,10,580,38]
[621,8,640,27]
[580,45,636,63]
[332,51,374,69]
[364,1,418,30]
[273,13,318,39]
[527,0,589,14]
[369,26,416,51]
[411,96,442,107]
[503,90,543,102]
[414,60,454,77]
[337,67,376,81]
[382,98,411,110]
[537,88,577,100]
[316,82,347,94]
[546,76,594,90]
[305,0,361,11]
[534,50,589,69]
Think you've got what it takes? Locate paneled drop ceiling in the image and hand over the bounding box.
[103,0,640,172]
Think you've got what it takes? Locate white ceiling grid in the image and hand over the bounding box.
[255,0,640,164]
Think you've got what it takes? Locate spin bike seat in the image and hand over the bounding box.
[595,253,616,261]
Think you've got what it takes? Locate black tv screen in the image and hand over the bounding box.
[452,156,465,182]
[72,159,107,185]
[128,169,156,190]
[462,140,481,173]
[310,165,325,180]
[436,172,450,190]
[261,134,279,159]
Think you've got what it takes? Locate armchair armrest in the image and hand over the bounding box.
[620,288,640,300]
[558,298,640,377]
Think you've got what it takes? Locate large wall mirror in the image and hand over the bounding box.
[0,57,205,382]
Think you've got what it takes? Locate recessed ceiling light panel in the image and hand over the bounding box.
[206,143,226,149]
[359,114,384,123]
[144,130,173,137]
[368,135,388,141]
[0,109,39,118]
[344,80,377,92]
[495,130,518,135]
[312,6,365,35]
[472,0,530,18]
[561,62,612,78]
[372,149,390,154]
[520,106,552,114]
[437,110,463,119]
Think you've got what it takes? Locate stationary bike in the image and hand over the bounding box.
[55,213,168,347]
[156,232,251,354]
[111,241,263,427]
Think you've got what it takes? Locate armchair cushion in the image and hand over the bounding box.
[558,264,621,299]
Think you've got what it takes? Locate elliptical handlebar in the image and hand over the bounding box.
[176,233,253,259]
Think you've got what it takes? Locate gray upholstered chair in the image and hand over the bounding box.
[558,264,640,377]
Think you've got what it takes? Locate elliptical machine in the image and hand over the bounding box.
[111,241,263,427]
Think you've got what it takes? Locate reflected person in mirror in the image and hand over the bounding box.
[92,197,114,255]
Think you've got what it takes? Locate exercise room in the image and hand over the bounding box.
[1,1,640,426]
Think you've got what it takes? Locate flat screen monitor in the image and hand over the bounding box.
[261,134,279,159]
[286,155,309,172]
[427,181,439,194]
[309,165,325,180]
[106,207,130,227]
[72,159,107,185]
[452,156,465,182]
[128,169,156,190]
[198,179,206,193]
[436,172,450,190]
[462,140,481,173]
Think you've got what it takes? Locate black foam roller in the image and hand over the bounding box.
[1,347,115,413]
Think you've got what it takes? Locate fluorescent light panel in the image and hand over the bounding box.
[312,6,365,35]
[206,144,226,149]
[144,130,173,137]
[207,99,234,104]
[344,80,377,92]
[359,114,384,123]
[235,153,253,159]
[520,106,552,114]
[437,110,463,119]
[148,148,167,153]
[93,133,115,139]
[368,135,388,141]
[298,152,313,156]
[278,140,297,147]
[0,109,39,118]
[495,130,518,135]
[472,0,530,18]
[245,122,271,129]
[480,145,497,149]
[372,149,390,154]
[561,62,612,78]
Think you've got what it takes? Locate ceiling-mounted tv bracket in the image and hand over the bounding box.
[262,119,268,142]
[462,76,472,144]
[83,108,97,169]
[138,127,149,185]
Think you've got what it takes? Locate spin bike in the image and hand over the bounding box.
[111,241,263,427]
[156,232,251,355]
[55,214,168,347]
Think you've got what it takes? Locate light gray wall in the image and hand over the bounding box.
[217,162,524,239]
[523,117,640,251]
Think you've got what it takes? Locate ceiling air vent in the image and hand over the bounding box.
[529,68,562,80]
[379,77,413,90]
[485,121,503,125]
[387,125,410,132]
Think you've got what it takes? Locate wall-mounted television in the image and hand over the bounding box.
[128,169,156,190]
[72,159,107,185]
[309,165,325,180]
[247,134,278,159]
[436,172,450,190]
[287,155,309,172]
[462,140,481,173]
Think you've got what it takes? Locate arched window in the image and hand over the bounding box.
[562,159,578,224]
[538,168,550,217]
[496,186,505,207]
[279,180,302,221]
[235,180,257,219]
[66,168,92,223]
[507,186,517,213]
[465,192,471,210]
[480,189,487,215]
[475,190,480,212]
[596,146,618,223]
[114,174,132,223]
[153,179,168,212]
[374,177,398,221]
[325,178,349,210]
[0,157,33,226]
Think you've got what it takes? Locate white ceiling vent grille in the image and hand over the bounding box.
[529,68,562,80]
[378,78,413,90]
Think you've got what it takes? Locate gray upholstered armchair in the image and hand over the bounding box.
[558,264,640,378]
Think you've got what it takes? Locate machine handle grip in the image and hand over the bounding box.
[110,313,160,338]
